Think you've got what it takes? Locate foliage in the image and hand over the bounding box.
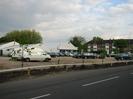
[130,46,133,53]
[0,30,42,44]
[99,49,107,59]
[69,36,87,52]
[112,48,119,54]
[92,36,103,44]
[114,39,128,53]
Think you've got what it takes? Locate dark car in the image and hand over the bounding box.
[73,53,81,58]
[81,53,97,59]
[115,53,132,60]
[73,53,97,59]
[48,52,59,58]
[107,53,116,57]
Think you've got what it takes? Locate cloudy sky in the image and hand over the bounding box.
[0,0,133,48]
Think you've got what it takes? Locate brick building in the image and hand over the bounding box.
[87,39,133,54]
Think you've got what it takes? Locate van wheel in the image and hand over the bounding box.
[44,58,50,62]
[25,58,30,62]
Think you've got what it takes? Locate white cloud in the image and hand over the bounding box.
[110,3,133,15]
[83,0,107,5]
[0,0,133,47]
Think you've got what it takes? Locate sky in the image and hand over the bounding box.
[0,0,133,48]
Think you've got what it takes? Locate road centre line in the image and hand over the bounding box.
[30,94,51,99]
[82,76,119,87]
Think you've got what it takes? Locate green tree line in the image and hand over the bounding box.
[69,36,88,52]
[0,30,42,44]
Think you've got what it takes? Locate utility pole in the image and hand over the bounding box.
[81,49,84,65]
[128,40,130,52]
[21,45,24,68]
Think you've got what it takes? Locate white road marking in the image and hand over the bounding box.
[82,76,119,87]
[130,73,133,75]
[30,94,51,99]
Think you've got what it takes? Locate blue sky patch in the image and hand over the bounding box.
[110,0,128,5]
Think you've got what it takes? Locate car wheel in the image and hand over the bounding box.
[25,58,30,62]
[44,58,50,62]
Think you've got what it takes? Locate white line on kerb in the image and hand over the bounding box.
[82,76,119,87]
[30,94,51,99]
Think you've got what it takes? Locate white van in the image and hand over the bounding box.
[11,50,51,62]
[23,53,51,62]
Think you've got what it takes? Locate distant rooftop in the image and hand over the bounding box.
[58,43,77,50]
[87,39,133,45]
[0,41,19,49]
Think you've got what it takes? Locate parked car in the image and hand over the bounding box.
[96,54,106,59]
[73,53,97,59]
[58,52,66,56]
[48,52,59,58]
[65,52,75,57]
[73,53,81,58]
[107,53,116,57]
[82,53,97,59]
[115,53,133,60]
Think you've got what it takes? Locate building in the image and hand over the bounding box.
[0,41,20,56]
[0,41,46,56]
[58,43,78,55]
[87,39,133,54]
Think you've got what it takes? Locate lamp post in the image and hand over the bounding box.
[81,49,84,65]
[21,45,24,68]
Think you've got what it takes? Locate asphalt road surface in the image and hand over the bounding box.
[0,65,133,99]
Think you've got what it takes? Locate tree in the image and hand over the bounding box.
[99,49,107,59]
[114,39,128,53]
[69,36,87,52]
[0,30,42,44]
[92,36,103,44]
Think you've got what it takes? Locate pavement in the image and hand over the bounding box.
[0,65,133,99]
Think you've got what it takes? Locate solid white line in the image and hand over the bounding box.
[82,76,119,87]
[30,94,51,99]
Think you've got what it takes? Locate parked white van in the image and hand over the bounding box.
[11,50,51,62]
[23,52,51,62]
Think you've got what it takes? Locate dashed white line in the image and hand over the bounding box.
[30,94,51,99]
[82,76,119,87]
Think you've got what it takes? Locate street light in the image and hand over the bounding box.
[21,45,24,68]
[81,49,84,65]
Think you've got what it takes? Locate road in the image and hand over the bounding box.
[0,65,133,99]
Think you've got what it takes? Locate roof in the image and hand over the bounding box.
[87,39,133,45]
[58,43,77,50]
[0,41,20,49]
